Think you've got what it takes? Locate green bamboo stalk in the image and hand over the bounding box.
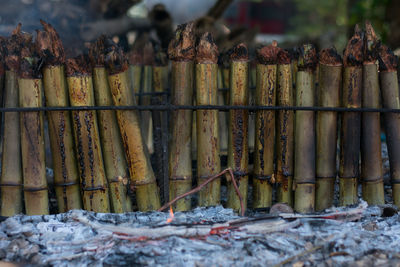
[252,42,280,208]
[361,22,384,205]
[227,43,249,214]
[315,48,342,211]
[0,28,24,216]
[276,50,294,206]
[196,32,221,207]
[66,56,110,213]
[294,44,317,213]
[339,26,363,206]
[378,44,400,206]
[105,41,160,211]
[167,22,195,210]
[19,44,49,215]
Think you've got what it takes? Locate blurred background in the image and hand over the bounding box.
[0,0,397,56]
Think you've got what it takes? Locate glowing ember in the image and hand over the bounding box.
[166,206,174,223]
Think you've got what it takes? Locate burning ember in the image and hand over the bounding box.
[166,205,175,223]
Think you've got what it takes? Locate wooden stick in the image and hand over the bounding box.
[0,30,22,216]
[227,43,249,214]
[294,44,318,213]
[167,23,195,210]
[378,44,400,206]
[276,50,294,206]
[89,36,132,213]
[37,20,82,212]
[66,56,110,213]
[252,41,280,208]
[361,22,384,205]
[105,41,160,211]
[339,25,363,206]
[159,168,244,216]
[195,32,221,207]
[316,48,342,211]
[19,38,49,215]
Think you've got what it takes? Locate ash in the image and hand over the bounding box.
[1,204,400,267]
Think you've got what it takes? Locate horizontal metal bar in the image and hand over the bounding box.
[0,105,400,113]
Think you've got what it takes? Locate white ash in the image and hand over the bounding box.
[0,204,400,266]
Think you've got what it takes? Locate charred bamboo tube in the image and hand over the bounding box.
[361,22,384,205]
[252,42,280,208]
[105,42,160,211]
[66,57,110,213]
[37,21,82,212]
[294,44,317,213]
[339,26,363,206]
[276,50,294,206]
[167,23,195,210]
[0,27,24,216]
[196,33,221,207]
[89,37,132,213]
[0,70,22,216]
[141,43,154,154]
[19,43,49,215]
[379,44,400,206]
[152,50,169,204]
[315,48,342,211]
[227,43,249,213]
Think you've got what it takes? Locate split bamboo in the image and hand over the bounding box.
[361,22,384,205]
[379,44,400,206]
[252,42,280,209]
[105,41,160,211]
[66,56,110,213]
[89,36,132,213]
[276,50,294,206]
[316,48,342,211]
[141,42,154,154]
[227,43,249,214]
[167,22,195,210]
[37,20,82,212]
[339,26,363,206]
[293,44,318,213]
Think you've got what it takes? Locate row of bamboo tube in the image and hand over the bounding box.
[0,21,398,216]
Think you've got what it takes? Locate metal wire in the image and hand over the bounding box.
[1,105,400,113]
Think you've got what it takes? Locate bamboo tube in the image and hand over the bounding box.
[276,50,294,206]
[227,43,249,214]
[141,42,154,154]
[89,36,132,213]
[248,60,256,154]
[290,48,299,103]
[252,42,280,208]
[0,29,23,216]
[378,44,400,206]
[294,44,318,213]
[196,32,221,207]
[128,48,142,105]
[105,41,160,211]
[315,48,342,211]
[66,56,110,213]
[152,50,169,204]
[217,56,229,156]
[36,21,82,212]
[361,22,384,205]
[339,26,363,206]
[167,23,195,210]
[19,40,49,215]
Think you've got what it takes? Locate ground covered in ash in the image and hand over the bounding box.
[0,203,400,267]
